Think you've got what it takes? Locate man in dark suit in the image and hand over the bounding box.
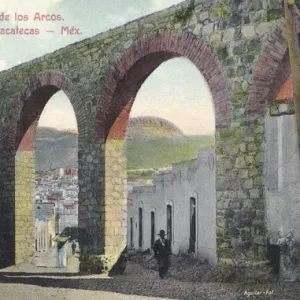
[152,229,171,279]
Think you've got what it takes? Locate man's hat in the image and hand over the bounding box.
[158,229,165,236]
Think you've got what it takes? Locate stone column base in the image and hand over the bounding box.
[79,254,117,274]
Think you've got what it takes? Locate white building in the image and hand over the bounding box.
[265,112,300,242]
[127,148,217,266]
[34,203,55,252]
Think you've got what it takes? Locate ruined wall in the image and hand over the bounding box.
[128,148,217,265]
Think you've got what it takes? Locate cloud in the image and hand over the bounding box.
[3,0,62,15]
[0,0,10,12]
[38,91,77,130]
[38,109,77,130]
[0,60,9,71]
[151,0,182,11]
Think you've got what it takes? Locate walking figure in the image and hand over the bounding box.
[153,230,171,279]
[71,240,77,255]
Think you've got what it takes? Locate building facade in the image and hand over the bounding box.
[263,76,300,280]
[34,203,55,252]
[127,148,217,266]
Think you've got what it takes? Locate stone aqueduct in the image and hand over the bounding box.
[0,0,298,273]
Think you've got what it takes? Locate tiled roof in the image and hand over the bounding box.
[276,75,293,102]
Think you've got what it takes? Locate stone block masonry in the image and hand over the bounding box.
[0,0,296,279]
[15,150,35,265]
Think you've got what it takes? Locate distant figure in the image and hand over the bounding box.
[153,230,171,279]
[71,240,77,255]
[53,233,70,268]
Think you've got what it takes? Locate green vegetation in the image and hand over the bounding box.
[216,46,229,60]
[266,9,282,22]
[210,0,229,20]
[127,117,184,140]
[173,3,195,25]
[126,135,214,170]
[34,123,215,175]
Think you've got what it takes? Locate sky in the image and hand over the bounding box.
[0,0,215,135]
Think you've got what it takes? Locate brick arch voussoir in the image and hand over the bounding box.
[95,30,230,140]
[6,70,82,151]
[247,14,300,117]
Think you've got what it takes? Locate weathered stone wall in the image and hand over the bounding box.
[0,0,294,276]
[15,150,35,264]
[216,118,265,261]
[128,148,217,265]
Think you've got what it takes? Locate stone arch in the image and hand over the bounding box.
[166,199,174,207]
[7,70,83,151]
[246,16,300,116]
[93,31,228,264]
[95,30,230,141]
[150,206,156,213]
[4,71,82,266]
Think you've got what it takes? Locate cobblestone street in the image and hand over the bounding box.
[0,247,300,300]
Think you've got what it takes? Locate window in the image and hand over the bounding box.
[151,211,155,247]
[139,207,143,247]
[130,217,134,247]
[167,204,172,243]
[189,197,196,253]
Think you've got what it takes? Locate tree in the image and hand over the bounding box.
[284,0,300,155]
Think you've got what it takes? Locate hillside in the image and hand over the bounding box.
[34,118,214,172]
[35,127,78,171]
[127,117,185,140]
[126,135,214,170]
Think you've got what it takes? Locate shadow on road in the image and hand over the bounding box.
[0,267,185,299]
[0,272,87,277]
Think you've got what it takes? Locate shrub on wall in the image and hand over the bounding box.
[211,0,229,20]
[173,3,195,25]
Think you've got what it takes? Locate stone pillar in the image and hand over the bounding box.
[0,128,35,268]
[15,150,35,262]
[0,121,36,266]
[78,141,106,273]
[0,150,15,268]
[104,139,127,261]
[215,117,270,280]
[78,138,127,273]
[15,124,35,264]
